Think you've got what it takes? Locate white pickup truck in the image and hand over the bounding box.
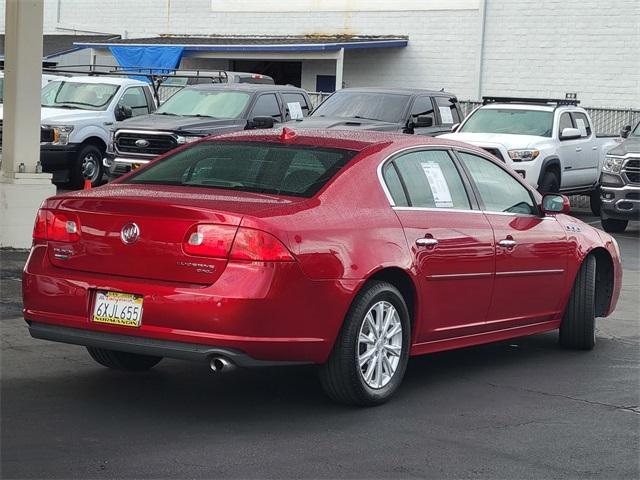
[37,76,156,187]
[440,97,620,215]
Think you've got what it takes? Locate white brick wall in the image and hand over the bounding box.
[0,0,637,107]
[481,0,640,108]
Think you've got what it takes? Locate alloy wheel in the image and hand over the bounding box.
[357,300,403,389]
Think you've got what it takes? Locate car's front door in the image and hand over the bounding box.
[457,151,570,329]
[406,96,441,136]
[382,148,496,343]
[570,111,599,186]
[249,93,283,124]
[557,111,584,188]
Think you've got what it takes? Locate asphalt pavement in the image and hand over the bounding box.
[1,211,639,479]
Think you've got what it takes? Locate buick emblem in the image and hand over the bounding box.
[120,223,140,244]
[135,139,150,148]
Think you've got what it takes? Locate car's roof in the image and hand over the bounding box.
[52,75,146,86]
[187,83,305,92]
[209,127,479,154]
[333,87,457,97]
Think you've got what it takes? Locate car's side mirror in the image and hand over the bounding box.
[559,127,581,141]
[451,122,460,132]
[114,105,133,122]
[246,116,275,130]
[542,194,571,214]
[620,124,631,139]
[407,116,434,132]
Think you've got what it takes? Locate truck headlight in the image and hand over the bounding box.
[602,156,624,173]
[507,149,540,162]
[43,125,74,145]
[176,135,201,144]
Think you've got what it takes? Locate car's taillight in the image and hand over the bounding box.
[229,227,294,262]
[32,209,48,241]
[183,224,237,258]
[32,209,81,243]
[182,224,294,262]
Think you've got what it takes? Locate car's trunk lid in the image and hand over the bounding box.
[45,184,299,285]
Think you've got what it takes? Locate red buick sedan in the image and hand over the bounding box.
[23,129,622,405]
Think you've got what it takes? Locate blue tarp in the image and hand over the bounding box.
[109,46,184,81]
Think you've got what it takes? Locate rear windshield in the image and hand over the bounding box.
[124,141,357,198]
[460,108,554,137]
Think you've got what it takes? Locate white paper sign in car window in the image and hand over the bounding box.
[421,161,453,208]
[438,106,454,124]
[287,102,304,120]
[575,118,588,137]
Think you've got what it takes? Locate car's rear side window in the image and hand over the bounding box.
[125,142,357,198]
[390,150,471,209]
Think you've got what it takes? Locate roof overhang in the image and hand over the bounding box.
[74,36,408,54]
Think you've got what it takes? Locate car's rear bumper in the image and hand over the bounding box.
[23,245,360,365]
[28,321,306,367]
[600,185,640,220]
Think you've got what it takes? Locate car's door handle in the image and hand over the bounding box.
[416,237,438,248]
[575,147,583,152]
[498,238,517,248]
[592,146,598,150]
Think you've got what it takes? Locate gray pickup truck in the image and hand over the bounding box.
[290,87,461,136]
[599,121,640,232]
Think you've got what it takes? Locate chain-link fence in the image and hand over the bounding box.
[308,92,332,109]
[157,85,184,104]
[458,100,639,136]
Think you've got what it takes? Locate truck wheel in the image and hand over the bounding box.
[319,281,411,406]
[590,189,602,216]
[71,144,104,189]
[538,171,560,194]
[559,255,596,350]
[87,347,162,371]
[601,218,628,233]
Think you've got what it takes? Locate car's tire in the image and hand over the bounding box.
[319,281,411,406]
[87,347,162,371]
[71,144,104,189]
[559,255,596,350]
[590,189,602,216]
[538,170,560,194]
[601,217,628,233]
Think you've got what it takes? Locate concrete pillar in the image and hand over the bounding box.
[0,0,55,249]
[335,48,344,91]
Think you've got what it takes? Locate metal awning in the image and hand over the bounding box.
[74,35,408,53]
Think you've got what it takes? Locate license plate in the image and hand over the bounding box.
[93,291,143,327]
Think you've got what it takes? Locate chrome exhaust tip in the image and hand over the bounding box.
[209,356,235,373]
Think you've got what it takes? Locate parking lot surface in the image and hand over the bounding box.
[1,210,638,479]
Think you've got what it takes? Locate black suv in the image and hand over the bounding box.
[290,87,461,136]
[104,83,311,177]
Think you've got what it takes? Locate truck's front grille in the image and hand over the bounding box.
[115,132,177,156]
[622,158,640,184]
[482,148,505,162]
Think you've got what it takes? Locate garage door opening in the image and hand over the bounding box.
[232,60,302,87]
